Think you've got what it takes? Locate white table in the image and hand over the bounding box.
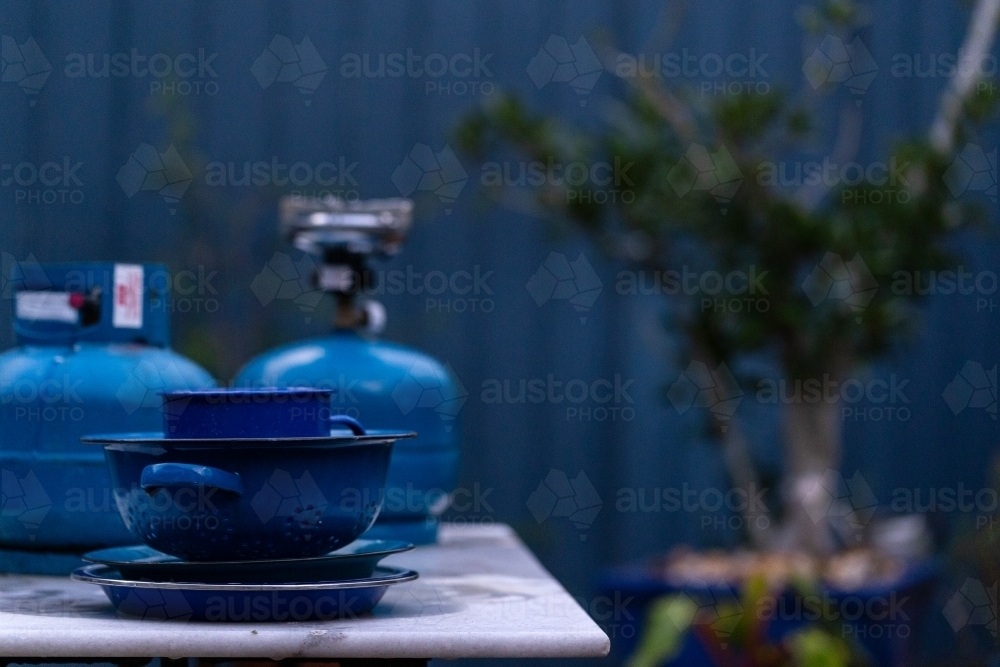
[0,523,610,661]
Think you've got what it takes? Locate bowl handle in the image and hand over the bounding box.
[140,463,244,497]
[330,414,367,435]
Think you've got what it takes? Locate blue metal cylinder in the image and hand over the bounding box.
[0,262,216,571]
[235,331,461,544]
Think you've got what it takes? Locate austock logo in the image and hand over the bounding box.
[943,143,997,202]
[613,48,770,97]
[251,469,328,526]
[3,374,85,424]
[380,581,451,621]
[252,35,327,105]
[255,258,495,319]
[681,585,744,647]
[889,483,1000,531]
[479,156,635,205]
[891,50,1000,80]
[757,587,911,639]
[1,34,52,105]
[526,252,603,323]
[757,156,912,205]
[480,373,636,423]
[802,35,878,100]
[391,360,469,431]
[944,578,997,638]
[115,586,400,622]
[145,266,220,315]
[1,469,52,537]
[202,591,378,622]
[574,591,637,640]
[616,266,770,315]
[250,251,324,323]
[339,48,495,97]
[942,361,997,420]
[615,483,769,533]
[347,482,492,520]
[2,156,85,205]
[801,252,878,320]
[204,155,359,200]
[633,574,913,643]
[116,143,193,214]
[667,144,743,214]
[756,373,911,423]
[121,144,369,214]
[64,47,219,96]
[391,143,468,214]
[667,361,743,431]
[889,266,998,317]
[527,35,603,105]
[362,264,495,315]
[66,482,223,519]
[526,469,603,540]
[116,359,207,416]
[114,588,194,621]
[799,470,878,542]
[0,252,46,299]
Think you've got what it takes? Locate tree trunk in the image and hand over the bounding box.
[778,398,843,555]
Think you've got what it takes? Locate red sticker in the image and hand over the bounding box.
[113,264,144,329]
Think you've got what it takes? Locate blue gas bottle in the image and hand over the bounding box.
[235,196,461,544]
[0,261,216,572]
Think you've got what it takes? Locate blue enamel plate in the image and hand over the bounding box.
[72,564,417,622]
[82,539,414,584]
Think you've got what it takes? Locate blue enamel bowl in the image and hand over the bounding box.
[73,563,417,622]
[81,424,415,562]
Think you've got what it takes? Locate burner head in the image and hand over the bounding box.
[280,195,414,258]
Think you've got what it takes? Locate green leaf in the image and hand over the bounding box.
[787,627,851,667]
[626,595,698,667]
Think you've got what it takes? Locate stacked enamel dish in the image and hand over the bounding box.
[73,388,418,622]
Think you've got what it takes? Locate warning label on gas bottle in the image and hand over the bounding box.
[113,264,144,329]
[15,291,79,323]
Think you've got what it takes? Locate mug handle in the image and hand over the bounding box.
[330,414,367,435]
[141,463,244,497]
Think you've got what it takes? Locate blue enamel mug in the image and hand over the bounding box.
[162,388,338,438]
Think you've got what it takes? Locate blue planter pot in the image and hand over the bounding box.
[599,557,940,667]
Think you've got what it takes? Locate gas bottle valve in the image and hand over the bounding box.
[280,195,413,332]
